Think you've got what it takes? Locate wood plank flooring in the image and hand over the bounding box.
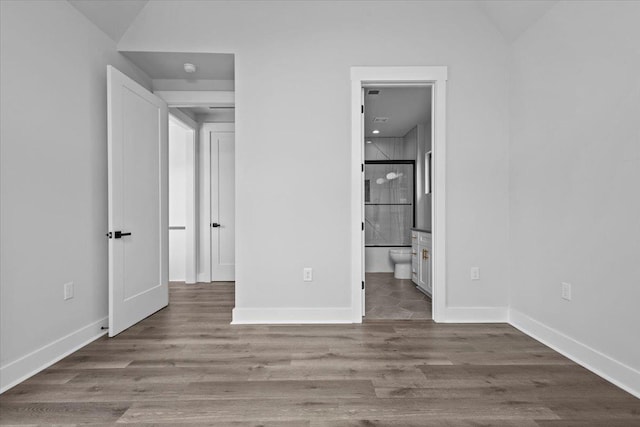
[1,282,638,425]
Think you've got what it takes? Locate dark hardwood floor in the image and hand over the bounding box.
[1,282,638,425]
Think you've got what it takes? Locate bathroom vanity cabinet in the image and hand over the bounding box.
[411,229,432,296]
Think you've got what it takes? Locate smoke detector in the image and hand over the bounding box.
[183,63,197,73]
[367,89,380,95]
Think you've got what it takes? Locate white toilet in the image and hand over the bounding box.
[389,248,412,279]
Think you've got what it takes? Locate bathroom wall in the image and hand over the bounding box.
[365,137,415,161]
[415,123,432,230]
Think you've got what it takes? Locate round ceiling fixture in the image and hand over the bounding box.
[183,63,197,73]
[372,129,380,134]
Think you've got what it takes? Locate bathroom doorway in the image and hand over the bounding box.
[362,86,432,320]
[350,66,448,322]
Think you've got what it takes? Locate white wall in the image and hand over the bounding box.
[120,0,511,320]
[152,79,234,92]
[169,120,188,281]
[509,1,640,395]
[0,0,151,391]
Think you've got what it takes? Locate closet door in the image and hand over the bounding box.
[208,123,235,281]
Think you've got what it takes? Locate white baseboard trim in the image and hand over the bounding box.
[0,316,108,394]
[437,306,508,323]
[196,273,210,283]
[231,307,355,324]
[509,309,640,399]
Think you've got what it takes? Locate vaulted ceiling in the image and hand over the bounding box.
[67,0,149,42]
[67,0,558,45]
[477,0,558,42]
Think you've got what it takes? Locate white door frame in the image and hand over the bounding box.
[198,122,235,282]
[350,66,448,322]
[168,109,198,284]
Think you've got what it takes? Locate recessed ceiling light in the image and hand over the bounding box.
[372,130,380,134]
[366,140,372,144]
[184,63,197,73]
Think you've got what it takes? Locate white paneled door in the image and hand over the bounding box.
[208,124,235,281]
[107,66,168,337]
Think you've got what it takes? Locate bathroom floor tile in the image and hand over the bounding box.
[365,273,432,320]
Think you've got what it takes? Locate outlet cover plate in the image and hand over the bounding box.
[64,282,74,300]
[561,282,572,301]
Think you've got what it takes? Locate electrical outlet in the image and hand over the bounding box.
[303,268,313,282]
[63,282,74,300]
[561,282,572,301]
[470,267,480,281]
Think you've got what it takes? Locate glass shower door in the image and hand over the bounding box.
[364,162,415,247]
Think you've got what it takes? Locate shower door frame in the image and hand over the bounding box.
[364,160,416,248]
[350,66,448,322]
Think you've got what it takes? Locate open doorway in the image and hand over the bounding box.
[350,66,448,323]
[106,51,236,336]
[363,85,432,320]
[119,51,237,287]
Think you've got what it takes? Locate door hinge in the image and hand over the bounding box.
[361,105,364,114]
[362,281,365,290]
[361,222,364,231]
[361,163,364,172]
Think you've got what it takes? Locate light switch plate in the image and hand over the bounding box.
[470,267,480,281]
[303,268,313,282]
